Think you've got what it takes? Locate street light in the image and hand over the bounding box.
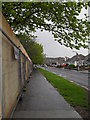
[73,51,79,71]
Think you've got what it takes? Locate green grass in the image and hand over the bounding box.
[39,68,88,108]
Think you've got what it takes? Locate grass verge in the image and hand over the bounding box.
[39,68,88,108]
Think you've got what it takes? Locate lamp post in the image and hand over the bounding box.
[73,51,79,71]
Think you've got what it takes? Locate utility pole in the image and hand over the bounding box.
[76,52,79,71]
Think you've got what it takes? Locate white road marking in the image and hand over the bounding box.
[62,76,67,78]
[70,80,89,91]
[59,74,62,76]
[59,74,67,78]
[70,81,74,83]
[47,68,89,90]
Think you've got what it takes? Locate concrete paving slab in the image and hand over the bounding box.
[13,70,82,118]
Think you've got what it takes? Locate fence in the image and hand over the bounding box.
[0,12,33,118]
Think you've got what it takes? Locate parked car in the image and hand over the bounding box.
[61,63,66,68]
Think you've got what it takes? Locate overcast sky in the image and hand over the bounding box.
[35,7,88,58]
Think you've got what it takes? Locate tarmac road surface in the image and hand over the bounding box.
[45,67,89,90]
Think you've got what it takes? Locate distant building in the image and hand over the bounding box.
[66,54,85,66]
[65,56,70,61]
[44,57,65,66]
[44,54,89,67]
[83,54,90,66]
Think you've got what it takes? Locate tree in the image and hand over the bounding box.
[17,34,44,64]
[29,41,44,64]
[2,1,90,49]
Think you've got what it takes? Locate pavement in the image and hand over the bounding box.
[13,70,82,119]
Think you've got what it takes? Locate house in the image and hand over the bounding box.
[83,53,90,66]
[66,54,85,66]
[44,57,65,66]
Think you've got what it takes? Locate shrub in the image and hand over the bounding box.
[69,64,75,69]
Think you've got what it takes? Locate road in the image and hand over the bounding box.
[44,67,89,90]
